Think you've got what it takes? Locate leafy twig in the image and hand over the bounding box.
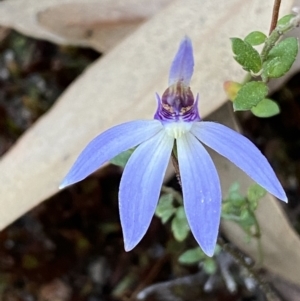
[261,12,298,63]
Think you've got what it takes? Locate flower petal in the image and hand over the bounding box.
[169,36,194,86]
[177,133,222,256]
[119,131,173,251]
[60,120,163,188]
[192,122,287,202]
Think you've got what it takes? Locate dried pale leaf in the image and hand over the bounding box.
[0,0,173,52]
[209,104,300,286]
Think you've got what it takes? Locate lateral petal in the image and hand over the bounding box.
[169,36,194,86]
[60,120,163,188]
[177,133,222,256]
[119,131,173,251]
[192,122,287,202]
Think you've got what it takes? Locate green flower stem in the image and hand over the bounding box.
[221,214,243,222]
[245,198,264,266]
[245,200,261,238]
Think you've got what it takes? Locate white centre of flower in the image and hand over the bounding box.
[164,122,193,139]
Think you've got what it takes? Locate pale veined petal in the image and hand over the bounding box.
[119,130,174,251]
[169,36,194,86]
[177,133,222,256]
[192,122,287,202]
[60,120,163,188]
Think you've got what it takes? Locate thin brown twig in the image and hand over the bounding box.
[171,151,182,187]
[269,0,281,35]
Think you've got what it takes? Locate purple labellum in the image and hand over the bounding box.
[154,82,201,122]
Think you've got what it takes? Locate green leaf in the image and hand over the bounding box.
[171,207,190,241]
[247,184,266,203]
[214,244,222,256]
[228,182,240,194]
[155,194,176,224]
[203,258,217,274]
[277,14,294,28]
[178,247,206,264]
[110,149,134,167]
[244,31,267,46]
[240,210,255,227]
[231,38,262,73]
[233,81,268,111]
[262,37,298,79]
[251,98,280,117]
[227,192,245,206]
[225,182,245,206]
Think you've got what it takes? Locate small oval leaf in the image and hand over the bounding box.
[251,98,280,117]
[247,184,266,203]
[233,81,268,111]
[110,148,134,167]
[262,37,299,79]
[277,14,294,28]
[178,247,206,264]
[244,31,267,46]
[171,207,190,241]
[231,37,262,73]
[203,258,217,274]
[155,194,176,224]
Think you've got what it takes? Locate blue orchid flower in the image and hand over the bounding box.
[60,37,287,256]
